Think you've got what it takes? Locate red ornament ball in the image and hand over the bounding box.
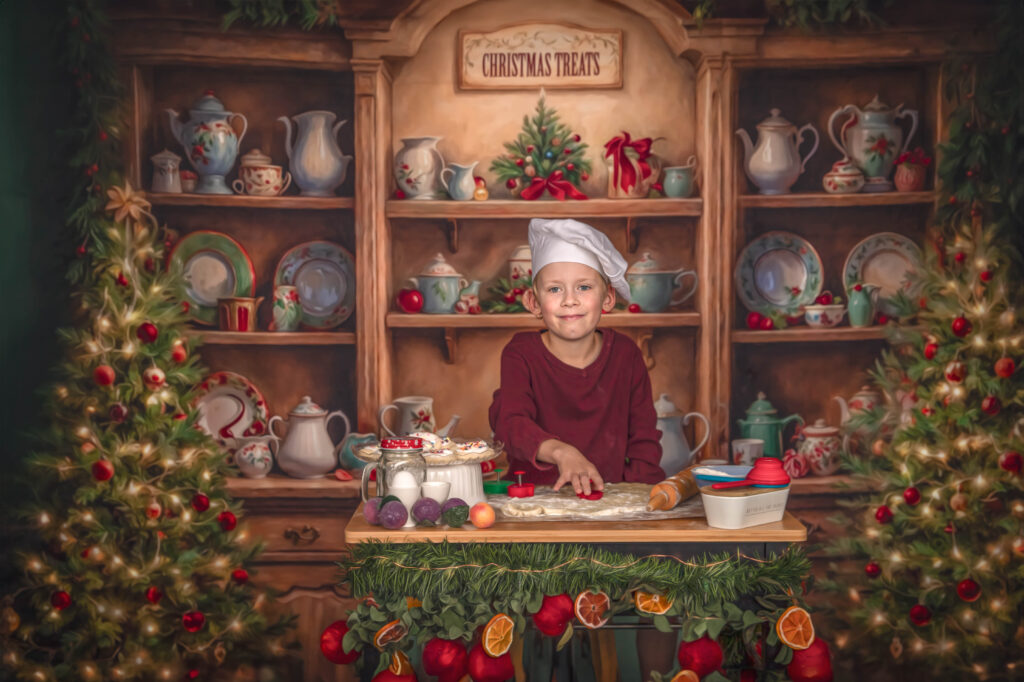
[170,342,188,364]
[145,501,162,519]
[875,505,893,524]
[532,593,573,636]
[864,561,881,578]
[320,620,360,664]
[677,635,723,677]
[116,272,129,287]
[182,610,205,633]
[145,586,162,604]
[217,510,237,531]
[467,642,513,682]
[108,403,128,423]
[505,178,517,189]
[950,492,968,512]
[980,270,993,282]
[999,451,1022,474]
[143,366,166,390]
[957,578,981,602]
[903,487,921,505]
[944,361,966,383]
[191,493,210,513]
[423,637,468,682]
[746,311,763,329]
[951,316,972,337]
[995,357,1015,378]
[909,604,931,626]
[51,591,71,611]
[759,316,775,330]
[786,637,833,682]
[954,251,966,264]
[137,322,159,344]
[91,459,114,481]
[923,342,938,360]
[231,568,249,584]
[93,364,116,386]
[628,303,642,313]
[981,395,1001,416]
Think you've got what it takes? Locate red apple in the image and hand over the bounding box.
[815,292,833,305]
[474,176,487,188]
[628,303,642,313]
[396,288,423,314]
[746,311,763,329]
[759,316,774,330]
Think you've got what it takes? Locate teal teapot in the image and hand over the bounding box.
[167,91,248,195]
[736,392,803,458]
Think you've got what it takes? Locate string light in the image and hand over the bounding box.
[56,386,68,399]
[81,511,94,523]
[973,334,986,348]
[85,341,99,353]
[872,610,886,625]
[39,512,51,526]
[890,551,903,563]
[27,557,43,572]
[97,317,111,330]
[201,469,211,482]
[122,341,135,357]
[990,598,1003,611]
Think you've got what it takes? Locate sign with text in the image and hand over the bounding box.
[458,23,622,90]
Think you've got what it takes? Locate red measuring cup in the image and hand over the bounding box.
[711,457,790,489]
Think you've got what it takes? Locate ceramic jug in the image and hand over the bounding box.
[166,90,248,194]
[441,162,478,201]
[736,109,819,195]
[268,396,351,478]
[736,392,803,458]
[847,283,879,327]
[798,419,842,476]
[378,395,460,438]
[654,394,711,476]
[278,111,352,196]
[395,137,446,199]
[828,95,918,192]
[150,149,182,193]
[270,285,301,332]
[233,435,280,479]
[626,252,698,313]
[508,244,532,281]
[406,253,468,314]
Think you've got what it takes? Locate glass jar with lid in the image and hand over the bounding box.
[360,437,428,501]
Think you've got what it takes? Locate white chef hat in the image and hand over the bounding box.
[528,218,631,301]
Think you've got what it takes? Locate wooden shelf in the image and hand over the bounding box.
[185,330,356,345]
[386,197,702,219]
[148,194,354,210]
[732,326,892,343]
[738,191,935,209]
[225,475,362,500]
[789,474,871,496]
[387,312,702,329]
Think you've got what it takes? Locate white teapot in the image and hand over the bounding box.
[736,108,819,195]
[269,396,351,478]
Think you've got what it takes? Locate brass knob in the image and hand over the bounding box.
[283,525,321,545]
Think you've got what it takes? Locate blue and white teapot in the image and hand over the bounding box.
[626,252,698,313]
[166,90,248,194]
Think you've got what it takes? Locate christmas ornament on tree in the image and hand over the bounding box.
[903,487,921,505]
[995,357,1015,377]
[951,315,972,337]
[182,610,205,633]
[145,586,162,604]
[490,94,590,201]
[50,591,71,611]
[786,637,833,682]
[191,493,210,512]
[136,321,159,344]
[218,510,237,531]
[423,637,468,682]
[231,569,249,584]
[956,578,981,602]
[944,360,965,382]
[108,402,128,423]
[875,505,893,524]
[865,561,881,578]
[908,604,931,626]
[999,451,1022,474]
[171,340,188,363]
[143,366,166,390]
[91,459,114,481]
[93,364,115,386]
[923,341,938,359]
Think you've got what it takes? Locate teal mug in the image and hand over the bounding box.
[663,155,698,198]
[627,269,698,312]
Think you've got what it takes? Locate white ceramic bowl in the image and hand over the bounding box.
[803,304,846,328]
[424,462,486,507]
[700,485,790,529]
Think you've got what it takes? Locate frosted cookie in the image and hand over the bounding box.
[409,431,442,451]
[456,440,489,454]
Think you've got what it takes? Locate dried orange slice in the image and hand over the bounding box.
[406,596,422,609]
[776,605,815,650]
[634,590,673,615]
[574,590,611,629]
[373,620,408,650]
[670,671,700,682]
[388,650,413,675]
[482,613,515,657]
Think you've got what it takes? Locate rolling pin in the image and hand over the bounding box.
[647,466,700,511]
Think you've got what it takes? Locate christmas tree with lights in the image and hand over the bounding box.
[0,2,290,680]
[827,2,1024,677]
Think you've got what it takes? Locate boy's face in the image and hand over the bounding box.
[524,261,616,342]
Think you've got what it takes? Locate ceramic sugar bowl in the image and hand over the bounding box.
[822,158,865,194]
[798,419,842,476]
[233,148,291,196]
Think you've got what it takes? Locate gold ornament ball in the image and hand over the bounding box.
[1,606,19,634]
[524,164,537,178]
[473,186,489,201]
[950,492,968,512]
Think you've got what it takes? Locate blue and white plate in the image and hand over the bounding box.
[735,231,823,317]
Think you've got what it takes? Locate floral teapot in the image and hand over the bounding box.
[828,95,918,192]
[736,108,819,195]
[268,396,351,479]
[166,90,248,195]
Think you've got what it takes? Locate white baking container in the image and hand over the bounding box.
[424,461,486,507]
[700,485,790,529]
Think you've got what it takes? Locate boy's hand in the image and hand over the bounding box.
[539,440,605,495]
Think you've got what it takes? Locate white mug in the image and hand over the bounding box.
[732,438,765,466]
[421,480,450,504]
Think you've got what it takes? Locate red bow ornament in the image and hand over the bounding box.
[519,169,589,201]
[604,132,655,195]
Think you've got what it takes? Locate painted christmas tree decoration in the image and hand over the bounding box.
[490,93,591,200]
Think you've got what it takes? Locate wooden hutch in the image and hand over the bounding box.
[111,1,986,678]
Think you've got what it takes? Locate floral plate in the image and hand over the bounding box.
[194,371,269,450]
[168,231,255,326]
[274,241,356,329]
[843,232,922,316]
[735,231,823,316]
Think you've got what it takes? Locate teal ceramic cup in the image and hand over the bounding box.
[662,155,698,198]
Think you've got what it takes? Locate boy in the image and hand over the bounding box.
[489,217,664,495]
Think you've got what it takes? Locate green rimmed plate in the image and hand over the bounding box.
[735,231,823,316]
[843,232,922,317]
[274,241,356,329]
[169,231,255,326]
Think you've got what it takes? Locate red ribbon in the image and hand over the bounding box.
[519,170,589,201]
[604,131,654,194]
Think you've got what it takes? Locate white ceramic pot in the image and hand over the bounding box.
[425,462,486,507]
[700,486,790,529]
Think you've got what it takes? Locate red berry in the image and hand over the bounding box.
[909,604,931,626]
[146,586,162,604]
[506,178,517,189]
[876,314,889,324]
[116,272,129,287]
[93,365,115,386]
[231,569,249,584]
[628,303,641,313]
[468,304,481,314]
[393,189,406,199]
[999,451,1022,474]
[566,163,575,171]
[995,357,1015,378]
[218,511,237,531]
[903,487,921,505]
[516,158,524,167]
[981,395,1001,416]
[875,505,893,524]
[980,270,993,282]
[864,561,881,578]
[51,591,71,611]
[76,244,86,257]
[91,459,114,481]
[564,147,573,154]
[957,578,981,602]
[474,176,486,188]
[512,287,524,296]
[924,342,939,360]
[503,292,516,304]
[954,252,966,264]
[746,311,763,329]
[853,283,863,292]
[573,135,581,142]
[191,493,210,512]
[759,316,774,330]
[951,316,972,337]
[581,172,589,181]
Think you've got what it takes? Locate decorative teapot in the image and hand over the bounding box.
[268,396,351,479]
[828,95,918,192]
[654,394,711,476]
[834,385,882,428]
[166,90,248,195]
[736,108,819,195]
[407,253,468,314]
[626,252,698,313]
[798,419,842,476]
[736,392,803,458]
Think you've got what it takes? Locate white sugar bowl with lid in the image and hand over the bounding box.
[798,418,842,476]
[406,253,469,314]
[626,252,698,313]
[233,148,291,196]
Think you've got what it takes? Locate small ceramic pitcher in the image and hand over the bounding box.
[441,162,479,201]
[218,297,264,332]
[662,156,698,198]
[151,149,183,193]
[270,285,301,332]
[847,284,878,327]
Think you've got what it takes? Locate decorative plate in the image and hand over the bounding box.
[843,232,923,316]
[274,241,356,329]
[735,231,823,316]
[169,231,255,326]
[194,371,269,450]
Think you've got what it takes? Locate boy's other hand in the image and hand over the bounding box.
[548,443,605,495]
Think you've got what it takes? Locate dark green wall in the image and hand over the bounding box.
[0,0,75,507]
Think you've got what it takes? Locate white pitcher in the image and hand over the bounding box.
[394,136,446,200]
[653,394,711,476]
[278,111,352,196]
[441,161,478,201]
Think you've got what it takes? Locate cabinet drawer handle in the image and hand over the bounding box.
[284,525,321,545]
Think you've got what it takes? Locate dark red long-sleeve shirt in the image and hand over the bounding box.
[488,329,663,486]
